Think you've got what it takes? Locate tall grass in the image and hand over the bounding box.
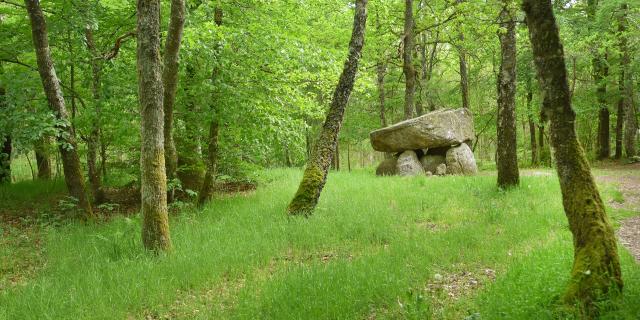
[0,169,638,319]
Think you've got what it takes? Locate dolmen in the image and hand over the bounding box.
[370,108,478,177]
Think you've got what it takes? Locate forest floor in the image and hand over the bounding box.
[1,165,639,319]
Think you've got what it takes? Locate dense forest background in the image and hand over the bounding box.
[1,0,637,189]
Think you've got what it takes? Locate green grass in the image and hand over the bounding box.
[0,169,639,319]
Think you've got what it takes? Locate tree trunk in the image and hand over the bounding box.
[85,26,105,203]
[496,2,519,188]
[197,6,223,207]
[287,0,367,215]
[523,0,622,308]
[197,120,219,207]
[377,62,387,127]
[615,89,624,159]
[0,136,10,184]
[35,137,52,180]
[403,0,416,120]
[137,0,171,252]
[162,0,186,202]
[456,0,470,110]
[618,3,637,158]
[587,0,610,160]
[525,69,538,166]
[347,142,351,172]
[24,0,93,218]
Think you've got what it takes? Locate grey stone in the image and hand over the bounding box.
[445,143,478,175]
[425,171,433,177]
[396,150,424,176]
[420,154,446,174]
[370,108,475,152]
[435,163,447,176]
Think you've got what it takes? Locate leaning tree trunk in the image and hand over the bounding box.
[496,2,519,188]
[287,0,367,215]
[162,0,186,202]
[85,26,105,203]
[137,0,171,252]
[24,0,93,218]
[403,0,416,120]
[523,0,622,309]
[618,3,637,158]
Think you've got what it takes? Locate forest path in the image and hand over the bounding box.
[594,162,640,263]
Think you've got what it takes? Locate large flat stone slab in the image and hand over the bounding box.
[370,108,474,152]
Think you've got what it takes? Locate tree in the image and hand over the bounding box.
[137,0,171,252]
[496,1,519,188]
[287,0,368,215]
[34,137,52,180]
[85,25,105,203]
[456,0,470,110]
[618,3,637,158]
[403,0,416,120]
[162,0,186,202]
[522,0,622,308]
[0,81,9,184]
[24,0,93,218]
[198,7,223,207]
[588,0,610,160]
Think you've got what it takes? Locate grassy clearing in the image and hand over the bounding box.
[0,168,639,319]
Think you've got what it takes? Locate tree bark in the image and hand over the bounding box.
[287,0,367,215]
[35,136,52,180]
[197,6,223,207]
[525,68,538,165]
[85,26,105,203]
[496,2,519,188]
[377,62,387,127]
[618,3,637,158]
[456,0,470,110]
[137,0,171,252]
[587,0,610,160]
[24,0,93,218]
[162,0,186,202]
[523,0,622,308]
[403,0,416,120]
[0,136,10,184]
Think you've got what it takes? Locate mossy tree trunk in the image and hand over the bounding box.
[403,0,416,120]
[25,0,94,218]
[523,0,622,308]
[35,136,52,180]
[137,0,171,252]
[162,0,186,202]
[496,1,519,188]
[287,0,367,215]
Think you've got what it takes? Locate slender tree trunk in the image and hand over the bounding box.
[496,2,519,188]
[0,83,9,184]
[24,0,93,218]
[377,62,387,127]
[615,88,624,159]
[403,0,416,120]
[197,6,223,207]
[162,0,186,202]
[137,0,171,252]
[457,0,470,110]
[35,137,52,180]
[587,0,610,160]
[618,3,637,158]
[523,0,622,308]
[525,69,538,165]
[347,142,351,172]
[197,120,219,207]
[85,26,105,203]
[287,0,367,215]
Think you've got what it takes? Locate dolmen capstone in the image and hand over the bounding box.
[370,108,478,177]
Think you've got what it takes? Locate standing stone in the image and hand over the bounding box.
[420,154,446,173]
[396,150,424,176]
[370,108,474,152]
[435,163,447,176]
[446,144,478,175]
[376,157,398,176]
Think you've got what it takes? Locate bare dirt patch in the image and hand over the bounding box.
[594,162,640,263]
